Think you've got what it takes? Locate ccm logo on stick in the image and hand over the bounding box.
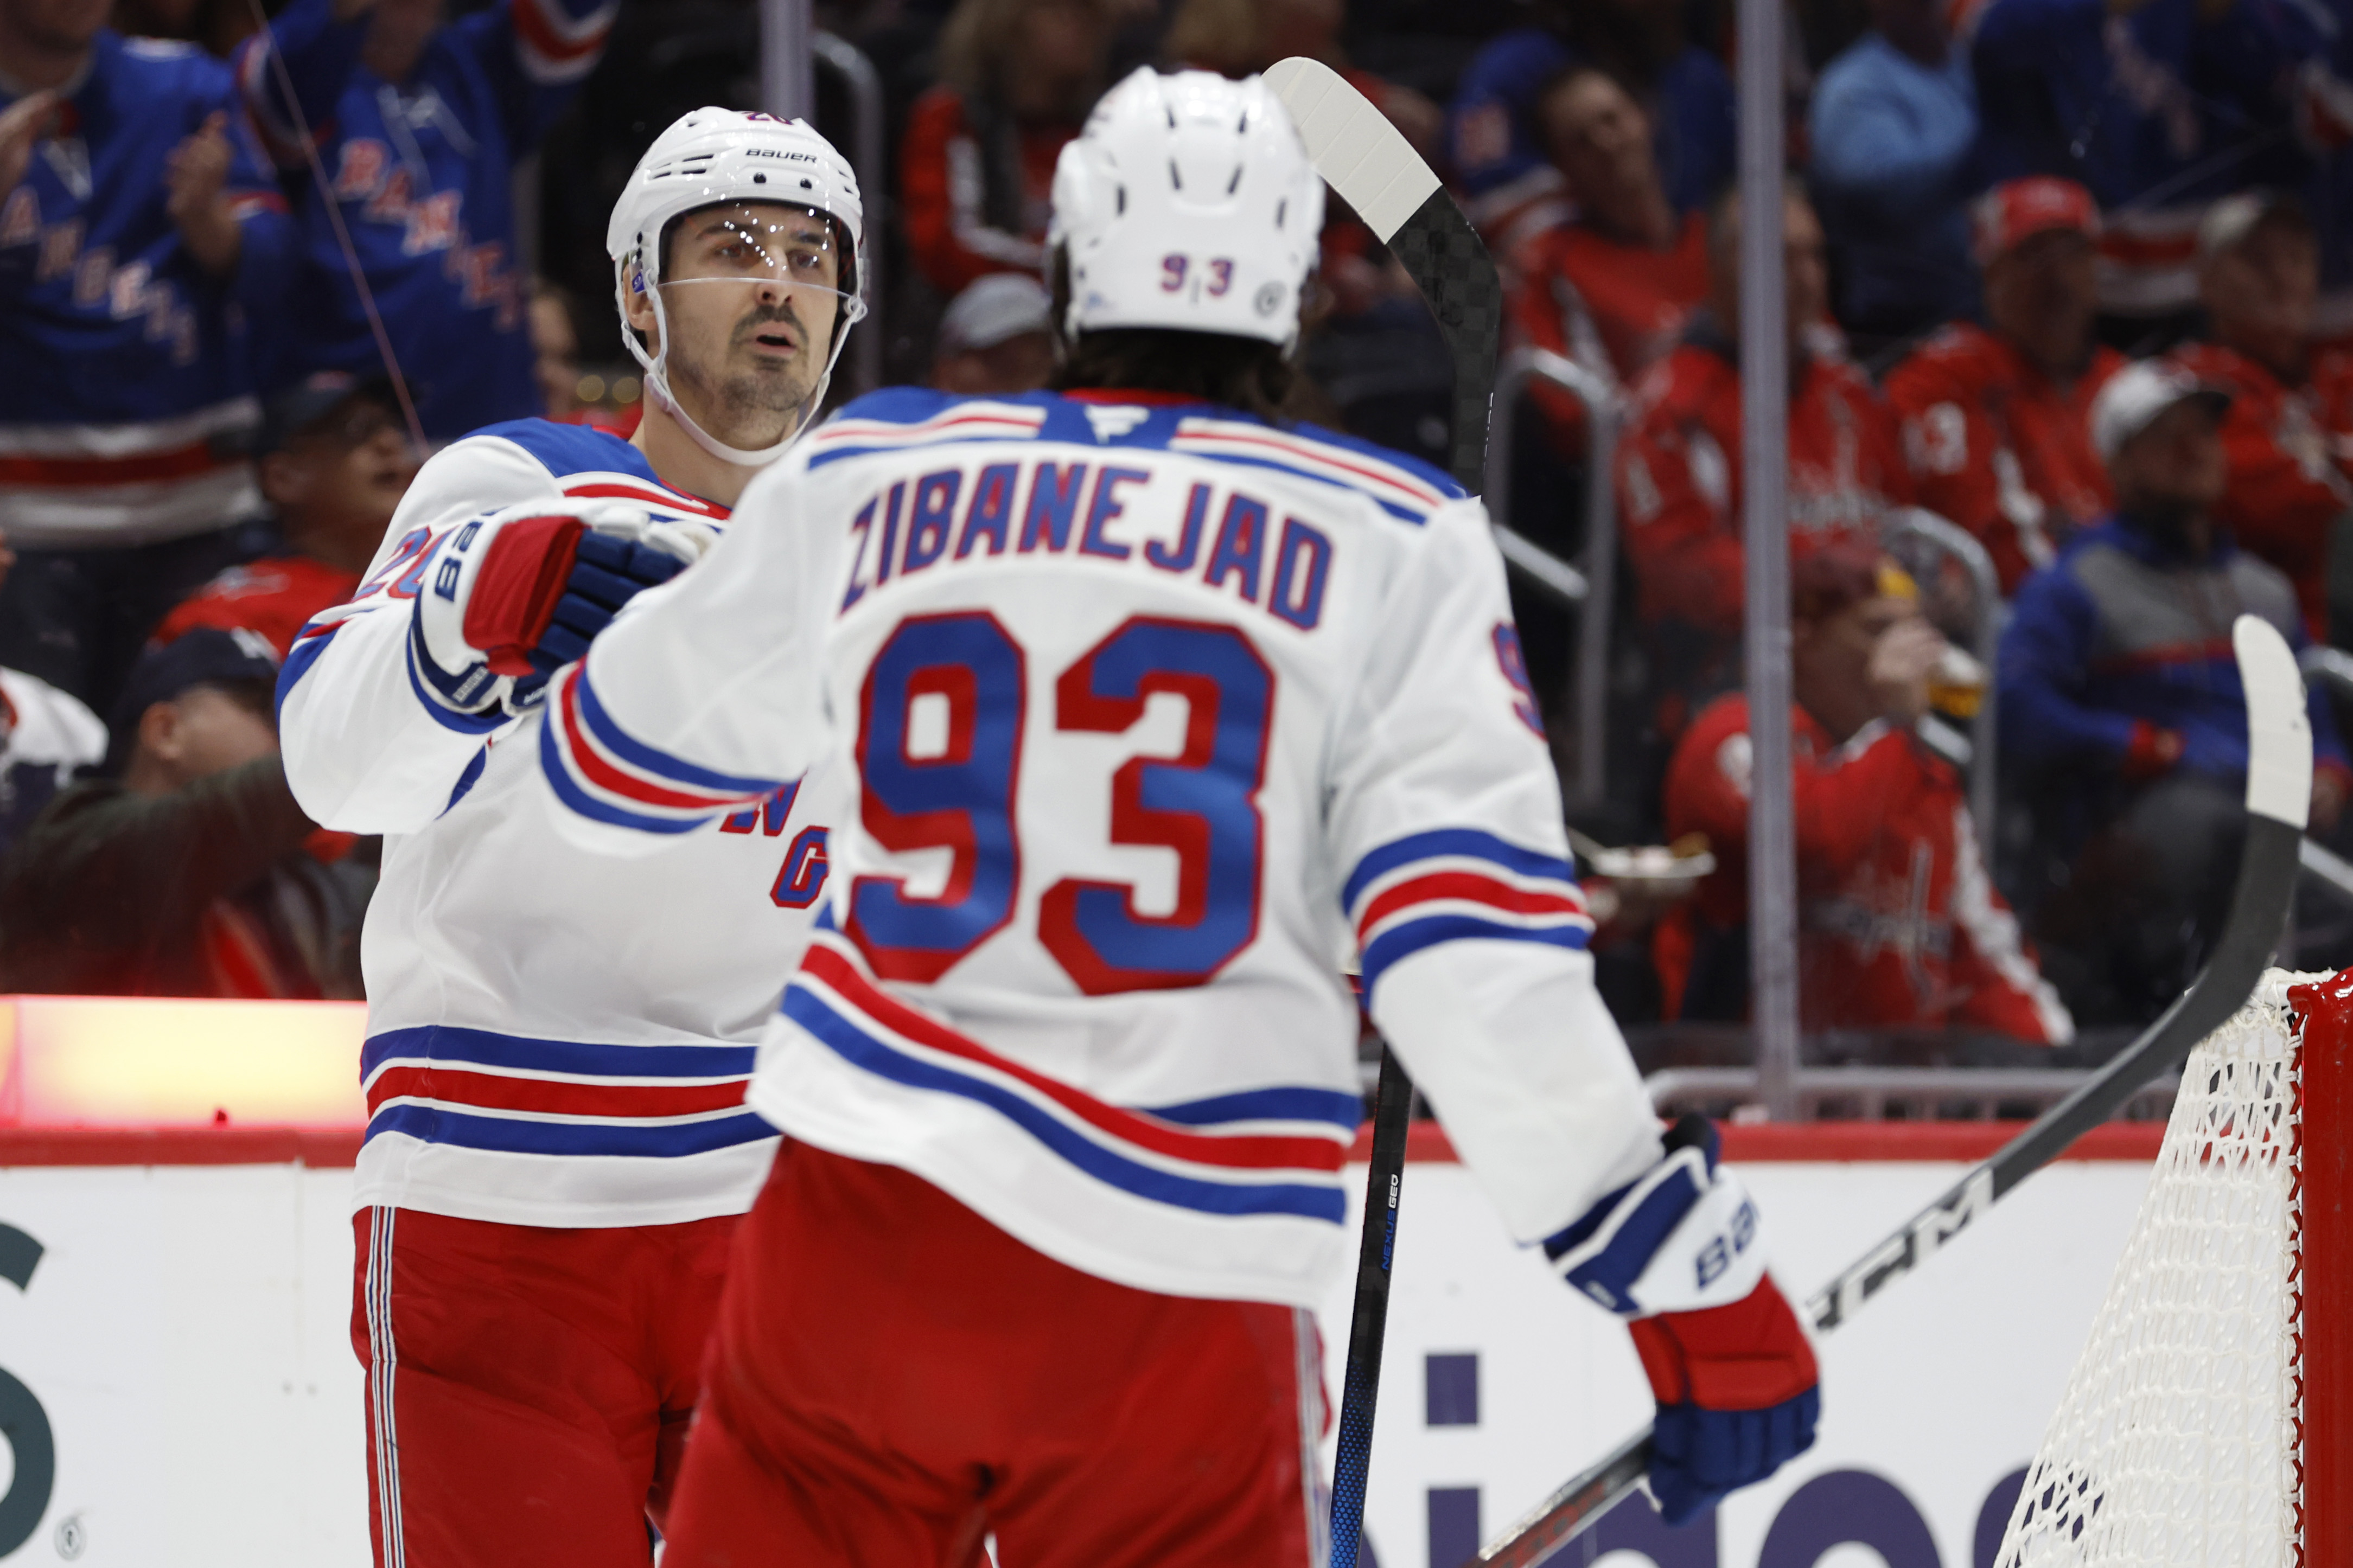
[1814,1167,1993,1330]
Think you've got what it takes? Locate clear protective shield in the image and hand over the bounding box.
[645,203,860,322]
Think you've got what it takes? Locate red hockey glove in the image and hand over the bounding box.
[1627,1275,1821,1524]
[461,512,589,675]
[464,521,695,677]
[411,505,705,719]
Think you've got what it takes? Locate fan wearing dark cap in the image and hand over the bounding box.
[0,627,368,998]
[152,373,419,657]
[1659,539,2072,1040]
[2000,360,2352,1023]
[2166,194,2353,642]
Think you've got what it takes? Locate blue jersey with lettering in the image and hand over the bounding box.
[277,419,837,1227]
[1965,0,2327,313]
[529,388,1663,1308]
[0,33,295,545]
[235,0,613,441]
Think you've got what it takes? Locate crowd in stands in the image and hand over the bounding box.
[2,0,2351,1055]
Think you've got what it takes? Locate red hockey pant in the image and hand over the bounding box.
[351,1206,738,1567]
[661,1143,1330,1568]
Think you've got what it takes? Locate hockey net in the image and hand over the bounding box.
[1997,968,2351,1567]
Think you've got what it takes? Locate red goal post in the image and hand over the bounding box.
[2298,969,2351,1563]
[1998,969,2349,1566]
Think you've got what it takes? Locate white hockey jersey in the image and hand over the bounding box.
[278,419,834,1228]
[535,389,1661,1305]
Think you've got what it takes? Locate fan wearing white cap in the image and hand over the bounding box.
[2003,357,2351,1017]
[534,67,1817,1563]
[273,106,864,1568]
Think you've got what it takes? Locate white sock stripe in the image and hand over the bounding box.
[367,1211,387,1565]
[1293,1307,1329,1568]
[365,1208,405,1568]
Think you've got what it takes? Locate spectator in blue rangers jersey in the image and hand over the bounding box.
[1965,0,2330,334]
[232,0,614,442]
[0,0,296,714]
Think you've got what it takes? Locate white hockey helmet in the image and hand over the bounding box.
[1048,67,1324,348]
[607,107,869,466]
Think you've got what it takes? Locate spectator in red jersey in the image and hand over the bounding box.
[932,272,1056,395]
[1884,178,2126,594]
[1507,65,1710,452]
[0,626,370,997]
[2169,193,2353,642]
[1657,540,2073,1040]
[153,374,417,656]
[1615,181,1912,734]
[900,0,1115,297]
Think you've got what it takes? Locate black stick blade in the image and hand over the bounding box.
[1384,188,1503,495]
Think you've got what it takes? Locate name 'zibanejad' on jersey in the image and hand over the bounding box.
[528,66,1821,1556]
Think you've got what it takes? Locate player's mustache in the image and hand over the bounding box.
[733,304,804,350]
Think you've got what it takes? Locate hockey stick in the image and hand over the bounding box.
[1471,616,2313,1567]
[1328,1049,1414,1568]
[1262,59,1504,1567]
[1265,56,1503,500]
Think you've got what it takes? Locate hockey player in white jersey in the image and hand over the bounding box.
[537,71,1819,1565]
[274,108,863,1567]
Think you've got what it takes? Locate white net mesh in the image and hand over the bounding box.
[1997,970,2320,1568]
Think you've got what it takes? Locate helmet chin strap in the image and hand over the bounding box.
[632,284,808,468]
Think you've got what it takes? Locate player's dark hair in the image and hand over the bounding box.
[1047,249,1298,423]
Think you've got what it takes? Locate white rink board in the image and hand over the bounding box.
[1322,1158,2156,1568]
[0,1153,2151,1567]
[0,1165,367,1567]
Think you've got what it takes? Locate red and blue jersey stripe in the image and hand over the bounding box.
[537,662,783,835]
[361,1024,773,1159]
[779,927,1356,1224]
[1344,828,1593,993]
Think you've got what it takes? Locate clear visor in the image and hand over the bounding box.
[649,206,856,305]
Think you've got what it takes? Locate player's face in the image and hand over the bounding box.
[641,202,846,449]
